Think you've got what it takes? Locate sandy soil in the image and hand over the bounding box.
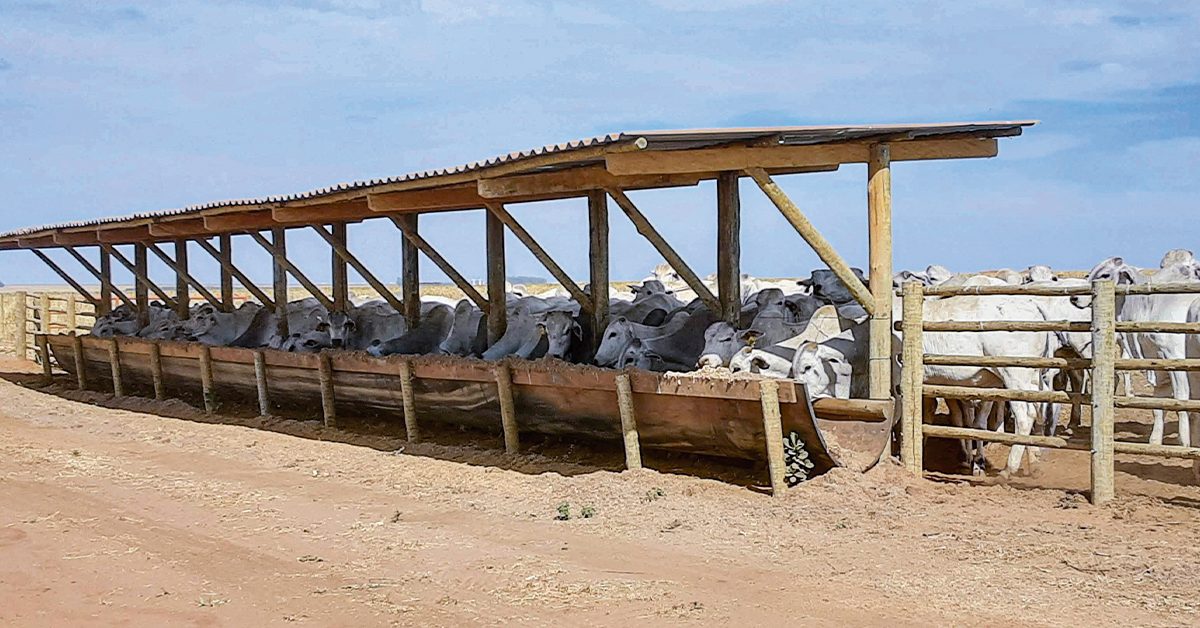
[2,360,1199,627]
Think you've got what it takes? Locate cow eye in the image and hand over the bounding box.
[607,332,616,338]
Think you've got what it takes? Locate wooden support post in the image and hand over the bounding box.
[486,210,507,346]
[98,247,113,314]
[253,350,270,416]
[174,239,190,319]
[134,244,151,327]
[37,335,51,382]
[29,250,99,307]
[65,295,77,334]
[199,345,215,413]
[331,223,349,312]
[495,363,519,453]
[251,230,335,312]
[219,233,235,311]
[107,337,123,397]
[399,214,421,329]
[318,352,336,428]
[614,373,642,470]
[388,216,489,312]
[746,167,875,313]
[588,190,610,354]
[148,343,165,401]
[607,188,722,315]
[1090,279,1117,505]
[194,237,274,309]
[759,379,788,496]
[867,144,894,399]
[39,293,51,335]
[484,202,593,313]
[14,291,27,360]
[900,281,925,475]
[310,224,405,313]
[270,228,290,338]
[399,359,419,443]
[72,332,86,390]
[716,171,742,325]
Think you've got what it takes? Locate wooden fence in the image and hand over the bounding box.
[0,291,97,361]
[898,280,1200,504]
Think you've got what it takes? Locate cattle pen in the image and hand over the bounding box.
[0,122,1036,494]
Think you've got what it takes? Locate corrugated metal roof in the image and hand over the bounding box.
[0,121,1034,242]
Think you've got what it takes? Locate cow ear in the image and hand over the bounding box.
[752,357,769,370]
[628,286,639,293]
[629,337,643,349]
[315,322,329,332]
[739,329,763,346]
[572,321,582,338]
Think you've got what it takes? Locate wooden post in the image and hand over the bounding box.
[399,214,421,329]
[588,190,610,354]
[253,350,270,416]
[29,250,99,309]
[271,228,289,338]
[36,335,51,382]
[495,363,518,453]
[486,210,507,346]
[98,247,113,315]
[219,233,235,311]
[484,202,593,312]
[389,217,489,312]
[331,223,349,312]
[759,379,788,496]
[71,332,86,390]
[716,171,741,325]
[199,345,215,413]
[399,359,419,443]
[194,237,274,309]
[107,337,123,397]
[1090,279,1117,505]
[867,144,894,400]
[249,231,334,311]
[318,352,336,428]
[39,293,51,337]
[14,291,27,360]
[148,343,165,401]
[65,294,77,334]
[134,243,150,328]
[614,373,642,470]
[174,239,190,319]
[900,281,925,475]
[311,224,405,313]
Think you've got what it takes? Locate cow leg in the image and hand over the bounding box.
[1168,369,1191,447]
[1148,369,1167,445]
[947,400,973,470]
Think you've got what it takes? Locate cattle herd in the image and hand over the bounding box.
[89,251,1200,481]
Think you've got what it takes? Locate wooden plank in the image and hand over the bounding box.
[269,228,290,337]
[587,190,610,354]
[747,168,874,313]
[366,184,488,213]
[203,210,277,233]
[716,171,741,325]
[399,359,419,443]
[318,352,337,428]
[147,242,221,310]
[496,363,519,453]
[900,281,924,475]
[96,226,152,243]
[102,243,177,311]
[1090,280,1116,504]
[330,223,349,312]
[924,384,1083,404]
[194,237,275,309]
[29,250,99,306]
[398,214,421,328]
[759,379,788,495]
[484,202,592,313]
[64,247,133,310]
[1114,396,1200,412]
[389,216,488,312]
[108,337,124,397]
[199,344,216,413]
[219,234,234,311]
[51,232,100,246]
[72,333,86,389]
[605,138,998,175]
[606,188,721,315]
[923,424,1085,451]
[254,350,270,416]
[486,210,507,345]
[615,373,642,470]
[811,397,893,422]
[924,354,1091,369]
[477,165,704,198]
[1113,441,1200,460]
[249,230,335,312]
[149,219,211,238]
[1115,358,1200,371]
[271,199,371,225]
[921,321,1090,333]
[867,144,893,400]
[310,224,405,313]
[149,342,165,400]
[14,291,27,361]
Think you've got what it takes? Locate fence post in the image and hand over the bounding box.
[398,359,419,443]
[615,373,643,470]
[495,363,519,453]
[199,345,216,413]
[36,335,52,382]
[107,337,123,397]
[71,333,87,390]
[317,352,336,428]
[149,343,165,401]
[253,350,270,417]
[14,291,27,360]
[900,281,925,474]
[759,379,788,496]
[66,295,77,333]
[1090,279,1117,505]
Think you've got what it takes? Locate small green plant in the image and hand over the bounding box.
[643,487,666,503]
[554,502,571,520]
[580,505,596,518]
[783,432,815,486]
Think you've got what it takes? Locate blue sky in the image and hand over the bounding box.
[1,1,1198,287]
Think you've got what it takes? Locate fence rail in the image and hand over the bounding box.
[899,278,1200,505]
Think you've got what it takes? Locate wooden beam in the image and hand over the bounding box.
[272,200,370,225]
[18,235,59,248]
[367,185,488,213]
[310,224,405,313]
[149,219,212,238]
[486,210,506,345]
[270,228,289,337]
[194,237,275,309]
[28,250,100,306]
[203,210,276,233]
[477,166,704,199]
[587,190,609,354]
[219,234,234,311]
[51,232,100,246]
[746,168,874,314]
[606,138,998,176]
[605,188,721,315]
[866,144,893,399]
[102,243,177,311]
[716,171,741,325]
[388,216,489,313]
[97,247,115,313]
[484,202,592,313]
[250,230,335,312]
[330,223,349,312]
[97,226,152,243]
[398,214,421,329]
[147,242,221,310]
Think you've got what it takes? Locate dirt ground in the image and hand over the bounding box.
[2,359,1199,626]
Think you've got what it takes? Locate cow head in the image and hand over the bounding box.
[537,310,580,360]
[593,317,635,366]
[1161,248,1196,268]
[697,321,743,368]
[730,347,792,378]
[617,337,659,370]
[320,310,357,349]
[1071,257,1140,308]
[792,341,852,399]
